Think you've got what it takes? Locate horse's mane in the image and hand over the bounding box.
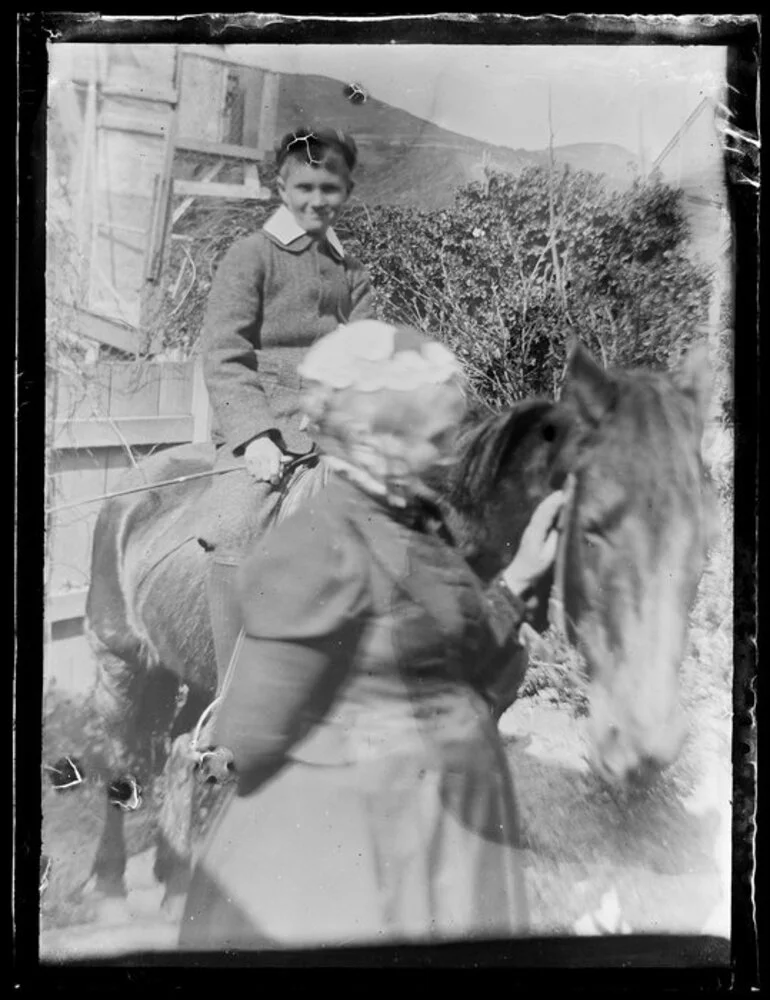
[433,398,567,511]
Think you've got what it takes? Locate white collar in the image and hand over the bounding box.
[263,205,345,259]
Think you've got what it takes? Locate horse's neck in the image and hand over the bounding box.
[432,480,499,582]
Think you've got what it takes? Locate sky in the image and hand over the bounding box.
[223,44,727,162]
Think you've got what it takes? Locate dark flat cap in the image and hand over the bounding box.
[275,126,358,172]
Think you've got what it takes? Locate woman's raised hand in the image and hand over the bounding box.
[502,490,566,597]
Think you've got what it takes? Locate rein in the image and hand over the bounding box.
[44,453,318,516]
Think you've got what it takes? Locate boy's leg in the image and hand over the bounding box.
[206,554,244,688]
[203,453,329,685]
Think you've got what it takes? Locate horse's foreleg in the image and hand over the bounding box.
[91,796,129,897]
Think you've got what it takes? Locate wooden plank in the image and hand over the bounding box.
[158,361,194,415]
[171,162,225,225]
[51,83,84,159]
[180,45,245,66]
[77,308,139,355]
[90,236,144,326]
[98,128,166,195]
[54,365,112,421]
[47,518,95,593]
[178,52,225,143]
[97,223,147,252]
[51,415,195,450]
[101,84,178,105]
[173,179,269,200]
[191,356,212,442]
[243,163,261,194]
[256,71,279,157]
[104,445,137,491]
[46,449,107,591]
[108,363,162,418]
[48,589,89,623]
[146,51,181,284]
[108,46,178,93]
[98,112,168,137]
[175,135,264,162]
[44,629,98,695]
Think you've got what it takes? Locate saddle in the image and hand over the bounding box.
[194,451,331,559]
[129,446,329,605]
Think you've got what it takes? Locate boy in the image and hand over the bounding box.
[202,125,373,481]
[200,126,374,675]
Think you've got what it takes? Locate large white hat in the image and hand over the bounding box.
[298,321,462,393]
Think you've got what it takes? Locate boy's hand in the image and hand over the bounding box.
[502,490,566,596]
[243,437,286,484]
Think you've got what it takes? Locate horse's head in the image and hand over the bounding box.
[440,396,577,630]
[559,343,717,784]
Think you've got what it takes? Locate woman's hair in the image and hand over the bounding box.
[302,379,466,462]
[298,320,467,477]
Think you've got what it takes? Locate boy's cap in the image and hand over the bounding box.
[298,320,463,393]
[275,126,358,172]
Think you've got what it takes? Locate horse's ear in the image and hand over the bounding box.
[673,342,711,431]
[561,341,616,426]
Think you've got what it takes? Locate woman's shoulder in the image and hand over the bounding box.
[237,481,373,636]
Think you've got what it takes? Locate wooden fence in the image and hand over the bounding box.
[45,358,210,691]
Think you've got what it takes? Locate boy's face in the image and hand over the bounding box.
[277,159,352,236]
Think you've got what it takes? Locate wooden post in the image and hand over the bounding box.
[257,71,279,158]
[145,48,182,284]
[76,51,98,302]
[191,355,211,443]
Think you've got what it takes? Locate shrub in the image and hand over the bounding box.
[339,167,712,406]
[151,166,712,411]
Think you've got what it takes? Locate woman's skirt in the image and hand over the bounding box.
[178,724,529,952]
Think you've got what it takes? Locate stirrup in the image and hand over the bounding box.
[192,746,236,785]
[189,698,236,784]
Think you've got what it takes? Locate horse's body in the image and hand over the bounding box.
[80,344,715,906]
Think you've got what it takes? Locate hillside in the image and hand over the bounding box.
[239,68,640,207]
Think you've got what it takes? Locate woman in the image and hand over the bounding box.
[179,321,564,950]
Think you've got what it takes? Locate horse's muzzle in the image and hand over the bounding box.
[588,685,688,786]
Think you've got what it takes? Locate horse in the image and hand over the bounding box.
[76,342,715,909]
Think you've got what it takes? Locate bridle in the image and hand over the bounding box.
[550,472,577,635]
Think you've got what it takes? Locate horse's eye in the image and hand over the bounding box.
[542,424,556,443]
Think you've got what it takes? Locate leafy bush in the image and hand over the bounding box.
[339,166,712,405]
[519,625,590,716]
[152,165,712,410]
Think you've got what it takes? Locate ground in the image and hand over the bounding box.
[38,495,734,962]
